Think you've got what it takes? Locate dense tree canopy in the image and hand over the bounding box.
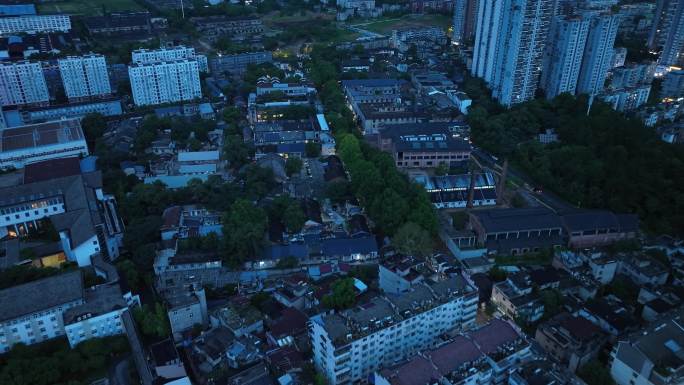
[222,199,268,267]
[466,78,684,236]
[322,278,357,310]
[392,222,433,257]
[0,336,129,385]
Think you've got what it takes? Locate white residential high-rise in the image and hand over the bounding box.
[128,59,202,107]
[132,46,209,72]
[649,0,684,66]
[0,14,71,34]
[541,15,590,98]
[310,276,478,385]
[58,54,111,101]
[657,0,684,66]
[576,12,620,96]
[472,0,554,106]
[453,0,468,44]
[0,61,49,106]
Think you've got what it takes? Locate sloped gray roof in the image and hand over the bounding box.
[0,270,84,322]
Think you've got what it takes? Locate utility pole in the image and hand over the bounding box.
[466,172,476,209]
[496,159,508,206]
[180,0,185,19]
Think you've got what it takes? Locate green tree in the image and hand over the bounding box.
[325,180,352,203]
[578,361,615,385]
[133,303,170,339]
[283,202,306,233]
[322,277,356,310]
[222,199,268,266]
[81,113,106,145]
[117,259,141,291]
[488,266,507,282]
[392,222,433,257]
[223,134,253,168]
[285,157,303,177]
[305,141,321,158]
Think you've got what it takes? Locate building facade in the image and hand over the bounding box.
[128,59,202,107]
[310,276,478,385]
[649,0,684,67]
[132,46,208,72]
[0,61,49,106]
[0,160,125,264]
[63,284,138,348]
[472,0,554,106]
[661,69,684,99]
[0,14,71,34]
[0,119,88,169]
[0,271,84,353]
[576,12,620,96]
[208,51,273,75]
[23,98,123,124]
[541,15,590,98]
[58,54,111,101]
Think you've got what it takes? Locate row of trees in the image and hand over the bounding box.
[0,336,129,385]
[465,78,684,236]
[309,45,438,243]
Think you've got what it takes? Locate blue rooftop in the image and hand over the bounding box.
[321,236,378,258]
[276,143,306,154]
[0,4,36,16]
[263,243,308,260]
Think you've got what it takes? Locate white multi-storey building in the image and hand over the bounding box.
[64,284,137,348]
[649,0,684,67]
[310,275,478,385]
[0,61,49,106]
[0,14,71,34]
[0,119,88,169]
[0,271,84,353]
[600,85,651,112]
[128,59,202,107]
[0,272,138,352]
[541,15,590,98]
[58,54,111,101]
[132,46,208,72]
[0,158,125,265]
[472,0,554,106]
[576,12,620,96]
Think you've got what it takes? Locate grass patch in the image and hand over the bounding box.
[353,14,453,35]
[37,0,143,16]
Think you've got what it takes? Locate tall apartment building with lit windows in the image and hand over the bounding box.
[309,275,478,385]
[541,15,590,98]
[576,11,620,96]
[128,59,202,107]
[471,0,554,106]
[0,61,49,106]
[0,14,71,34]
[58,54,112,101]
[132,46,208,72]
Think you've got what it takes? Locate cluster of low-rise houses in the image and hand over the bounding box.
[1,2,684,385]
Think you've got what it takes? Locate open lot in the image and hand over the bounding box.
[352,14,453,35]
[37,0,143,16]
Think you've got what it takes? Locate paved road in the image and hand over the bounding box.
[471,148,575,212]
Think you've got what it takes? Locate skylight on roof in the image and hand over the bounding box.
[665,339,682,353]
